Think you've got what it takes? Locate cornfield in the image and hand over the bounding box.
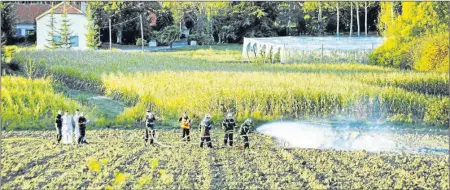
[10,48,449,128]
[1,76,81,130]
[102,71,448,126]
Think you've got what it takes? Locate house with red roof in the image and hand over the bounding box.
[36,2,88,49]
[17,2,158,48]
[13,3,51,37]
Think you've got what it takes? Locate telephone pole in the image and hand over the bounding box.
[109,17,112,50]
[140,14,144,51]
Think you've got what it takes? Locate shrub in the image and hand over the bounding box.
[372,2,448,72]
[152,25,181,48]
[136,38,147,46]
[414,33,449,72]
[2,45,17,63]
[188,34,214,45]
[370,32,449,72]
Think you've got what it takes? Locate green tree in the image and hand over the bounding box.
[90,2,160,45]
[46,3,58,49]
[370,2,449,71]
[363,2,377,37]
[303,2,323,36]
[302,2,333,36]
[163,2,229,43]
[326,2,355,37]
[85,3,101,49]
[162,2,192,33]
[205,2,229,39]
[229,2,279,38]
[218,25,236,44]
[152,25,180,49]
[57,4,72,48]
[0,2,15,45]
[89,2,124,45]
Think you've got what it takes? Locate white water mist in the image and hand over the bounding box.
[257,121,396,152]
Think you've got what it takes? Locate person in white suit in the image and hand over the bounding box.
[62,111,73,144]
[73,109,80,143]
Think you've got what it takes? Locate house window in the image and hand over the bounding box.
[53,36,61,42]
[26,30,35,36]
[16,29,22,37]
[53,36,79,47]
[70,36,79,47]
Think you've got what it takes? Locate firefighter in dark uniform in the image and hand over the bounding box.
[77,112,88,144]
[55,110,63,144]
[178,111,191,141]
[239,118,253,149]
[200,114,213,148]
[222,113,236,146]
[144,111,156,145]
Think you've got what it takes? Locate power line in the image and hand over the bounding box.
[99,16,140,29]
[107,3,158,20]
[106,3,142,19]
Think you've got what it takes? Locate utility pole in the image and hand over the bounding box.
[0,5,2,76]
[109,17,112,50]
[0,7,3,187]
[365,1,368,37]
[98,27,101,48]
[288,2,291,36]
[140,14,144,51]
[321,44,324,63]
[336,2,339,37]
[350,2,353,37]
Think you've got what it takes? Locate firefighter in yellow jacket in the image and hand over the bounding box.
[178,111,191,141]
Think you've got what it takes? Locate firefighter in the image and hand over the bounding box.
[239,118,253,149]
[144,110,156,146]
[199,114,213,148]
[178,111,191,141]
[222,113,236,146]
[77,112,88,144]
[55,110,63,144]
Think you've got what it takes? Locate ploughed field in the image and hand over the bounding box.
[1,129,448,189]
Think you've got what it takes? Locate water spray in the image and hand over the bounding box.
[257,121,399,152]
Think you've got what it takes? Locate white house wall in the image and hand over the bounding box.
[36,14,88,50]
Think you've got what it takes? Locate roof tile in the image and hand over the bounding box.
[14,4,51,24]
[36,2,84,20]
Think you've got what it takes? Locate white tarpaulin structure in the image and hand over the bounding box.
[242,36,385,63]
